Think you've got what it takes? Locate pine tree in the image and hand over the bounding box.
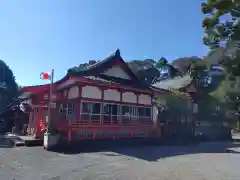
[201,0,240,128]
[0,60,18,110]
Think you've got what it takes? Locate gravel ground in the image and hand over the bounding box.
[0,142,240,180]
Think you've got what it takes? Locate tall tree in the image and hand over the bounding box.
[155,57,182,78]
[201,0,240,49]
[201,0,240,75]
[128,59,160,84]
[0,60,18,110]
[201,0,240,127]
[172,57,202,73]
[171,57,212,88]
[133,57,183,84]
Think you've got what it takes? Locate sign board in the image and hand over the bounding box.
[71,130,150,139]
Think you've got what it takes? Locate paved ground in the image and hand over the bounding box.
[1,141,240,180]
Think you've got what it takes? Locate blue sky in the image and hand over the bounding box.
[0,0,208,86]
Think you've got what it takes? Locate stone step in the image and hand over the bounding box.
[24,138,43,147]
[4,134,43,147]
[226,147,240,153]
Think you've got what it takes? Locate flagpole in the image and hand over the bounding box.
[46,69,54,133]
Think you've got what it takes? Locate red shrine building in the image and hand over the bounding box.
[20,50,164,142]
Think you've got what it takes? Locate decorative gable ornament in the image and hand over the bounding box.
[115,49,120,57]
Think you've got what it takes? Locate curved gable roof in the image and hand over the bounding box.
[152,75,193,90]
[68,49,138,80]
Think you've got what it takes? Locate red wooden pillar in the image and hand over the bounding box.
[28,111,33,134]
[68,127,72,141]
[76,101,81,120]
[35,106,42,138]
[77,85,82,120]
[119,90,123,125]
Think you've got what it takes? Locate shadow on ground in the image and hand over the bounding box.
[0,136,14,148]
[51,138,240,161]
[112,142,240,161]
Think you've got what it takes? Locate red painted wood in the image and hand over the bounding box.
[75,100,81,120]
[69,128,159,141]
[68,127,72,141]
[79,97,152,107]
[35,107,42,138]
[70,125,155,130]
[71,76,153,94]
[21,56,159,141]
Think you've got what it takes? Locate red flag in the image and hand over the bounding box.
[40,72,51,80]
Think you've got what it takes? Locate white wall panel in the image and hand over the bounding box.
[122,92,137,103]
[68,86,79,99]
[104,89,120,101]
[138,94,151,105]
[82,86,101,99]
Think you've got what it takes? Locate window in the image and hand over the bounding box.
[80,101,101,123]
[122,105,132,124]
[103,103,121,124]
[132,107,138,119]
[122,106,131,116]
[138,107,151,117]
[138,107,151,124]
[122,105,139,124]
[122,105,152,125]
[58,103,76,121]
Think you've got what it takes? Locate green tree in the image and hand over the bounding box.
[155,57,182,78]
[172,57,202,73]
[201,0,240,127]
[201,0,240,76]
[201,0,240,49]
[0,60,18,110]
[128,57,181,84]
[128,59,160,84]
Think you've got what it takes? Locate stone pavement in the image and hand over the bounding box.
[0,142,240,180]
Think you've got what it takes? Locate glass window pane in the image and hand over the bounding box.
[111,104,118,115]
[146,108,151,117]
[92,103,101,114]
[132,107,138,116]
[82,102,91,113]
[63,103,67,109]
[122,106,131,115]
[103,104,110,114]
[58,104,64,112]
[138,107,144,116]
[69,103,74,109]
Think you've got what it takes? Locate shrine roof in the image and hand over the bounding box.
[68,49,137,79]
[83,75,150,89]
[152,74,193,90]
[20,49,170,94]
[67,49,151,90]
